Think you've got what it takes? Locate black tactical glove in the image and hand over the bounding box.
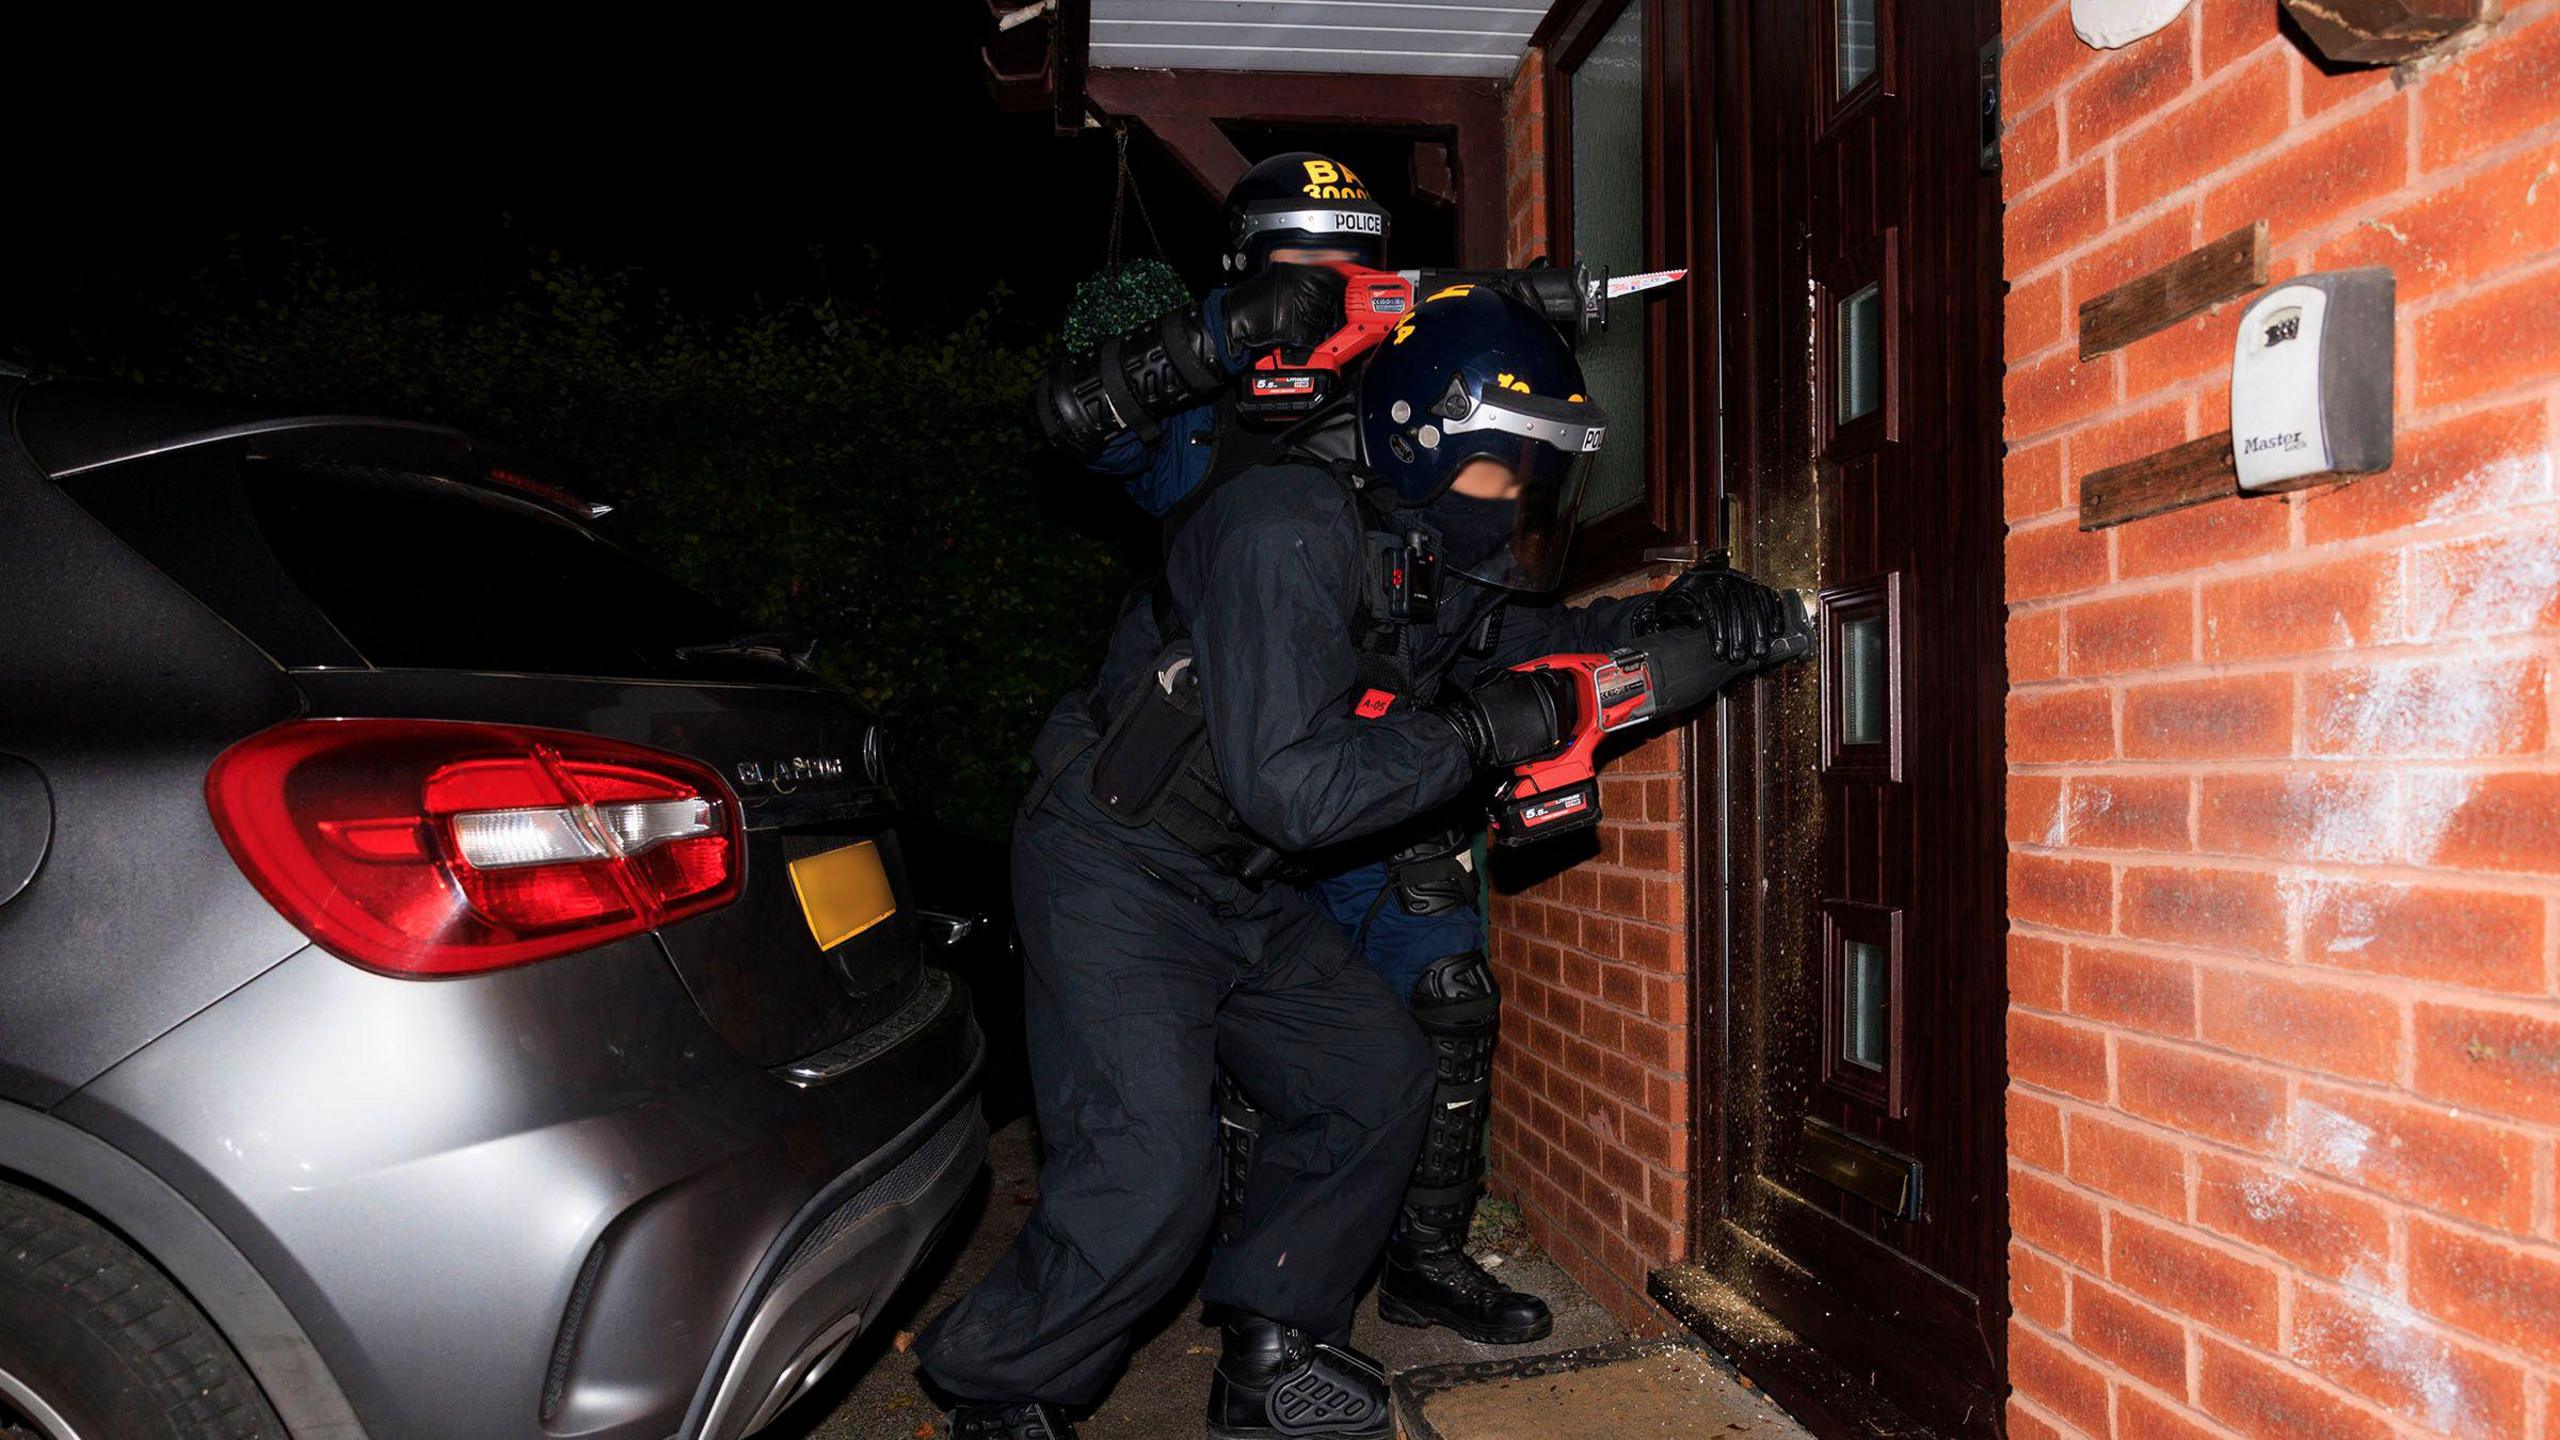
[1222,262,1349,362]
[1636,562,1809,664]
[1434,667,1580,770]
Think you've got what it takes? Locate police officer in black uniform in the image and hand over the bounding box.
[921,288,1810,1440]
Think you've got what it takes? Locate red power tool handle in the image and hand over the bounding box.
[1251,263,1415,374]
[1489,651,1659,843]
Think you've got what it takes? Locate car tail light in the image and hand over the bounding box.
[205,719,744,976]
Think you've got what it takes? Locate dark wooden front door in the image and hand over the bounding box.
[1664,0,2010,1435]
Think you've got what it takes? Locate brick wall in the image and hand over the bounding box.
[2001,2,2560,1437]
[1504,47,1551,267]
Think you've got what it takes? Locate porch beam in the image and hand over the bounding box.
[1133,114,1252,201]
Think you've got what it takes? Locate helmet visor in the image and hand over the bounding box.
[1437,390,1607,593]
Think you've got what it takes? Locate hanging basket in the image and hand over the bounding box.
[1063,258,1193,352]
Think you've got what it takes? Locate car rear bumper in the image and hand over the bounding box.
[59,940,986,1440]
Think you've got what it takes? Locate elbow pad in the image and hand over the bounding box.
[1032,305,1229,459]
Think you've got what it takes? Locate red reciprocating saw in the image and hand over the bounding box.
[1487,591,1817,847]
[1239,260,1687,419]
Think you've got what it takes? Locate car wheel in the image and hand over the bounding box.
[0,1183,283,1440]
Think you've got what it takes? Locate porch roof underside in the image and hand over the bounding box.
[1091,0,1542,78]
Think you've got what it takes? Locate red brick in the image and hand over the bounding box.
[2067,397,2190,480]
[2010,607,2063,682]
[2120,866,2286,960]
[2201,551,2401,662]
[2410,1218,2560,1367]
[2006,349,2116,437]
[2121,304,2242,397]
[2013,1166,2108,1272]
[2011,851,2114,932]
[2010,686,2116,763]
[2064,587,2192,675]
[2068,946,2198,1036]
[2197,968,2401,1084]
[2002,1403,2067,1440]
[2204,94,2411,238]
[2415,1001,2560,1125]
[2007,441,2068,523]
[2197,772,2397,865]
[2419,266,2560,408]
[2064,773,2191,851]
[2298,49,2398,116]
[2010,1241,2069,1330]
[2115,49,2291,216]
[2198,0,2276,76]
[2009,1319,2111,1437]
[2007,922,2068,1004]
[2008,268,2066,364]
[2410,529,2560,642]
[2116,491,2290,578]
[2064,9,2196,148]
[2010,1010,2112,1102]
[2296,880,2546,993]
[2068,206,2199,304]
[2004,9,2092,117]
[2003,103,2063,203]
[2008,520,2112,601]
[2320,140,2560,303]
[2067,1111,2189,1217]
[2074,1278,2191,1393]
[2290,1283,2525,1440]
[2419,771,2560,875]
[2011,775,2064,847]
[2110,1212,2280,1345]
[2196,1151,2391,1282]
[2007,161,2109,276]
[2115,1388,2223,1440]
[2293,1083,2536,1234]
[2010,1085,2067,1170]
[2198,1336,2398,1440]
[2419,9,2560,170]
[2301,401,2553,543]
[2120,1038,2286,1150]
[2307,655,2547,760]
[2121,673,2293,760]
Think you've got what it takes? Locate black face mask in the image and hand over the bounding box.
[1423,489,1518,577]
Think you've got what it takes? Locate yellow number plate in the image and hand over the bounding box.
[787,841,897,951]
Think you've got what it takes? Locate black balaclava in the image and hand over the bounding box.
[1423,489,1518,577]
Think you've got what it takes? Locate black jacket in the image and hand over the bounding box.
[1037,460,1650,875]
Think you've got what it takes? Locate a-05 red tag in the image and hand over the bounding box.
[1354,689,1398,718]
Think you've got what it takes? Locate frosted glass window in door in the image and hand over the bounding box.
[1844,940,1888,1071]
[1838,281,1883,425]
[1837,0,1878,96]
[1842,614,1887,746]
[1570,3,1646,523]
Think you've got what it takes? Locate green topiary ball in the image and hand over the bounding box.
[1062,259,1193,353]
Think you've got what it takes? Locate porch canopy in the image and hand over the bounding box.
[983,0,1542,264]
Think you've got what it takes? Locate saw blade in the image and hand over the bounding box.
[1603,267,1688,299]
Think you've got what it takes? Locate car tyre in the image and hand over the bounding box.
[0,1182,283,1440]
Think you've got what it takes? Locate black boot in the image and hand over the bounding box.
[1206,1315,1392,1440]
[1378,1196,1552,1344]
[1376,950,1553,1345]
[947,1400,1078,1439]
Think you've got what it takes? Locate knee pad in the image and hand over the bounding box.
[1386,827,1480,918]
[1406,952,1501,1200]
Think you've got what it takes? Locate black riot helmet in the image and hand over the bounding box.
[1355,287,1607,594]
[1223,152,1391,274]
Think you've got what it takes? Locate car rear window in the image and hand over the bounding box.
[56,441,775,682]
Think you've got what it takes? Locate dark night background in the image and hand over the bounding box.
[1,16,1450,836]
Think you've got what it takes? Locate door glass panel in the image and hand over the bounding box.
[1838,281,1883,424]
[1843,613,1887,745]
[1837,0,1878,96]
[1844,940,1887,1071]
[1570,3,1646,523]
